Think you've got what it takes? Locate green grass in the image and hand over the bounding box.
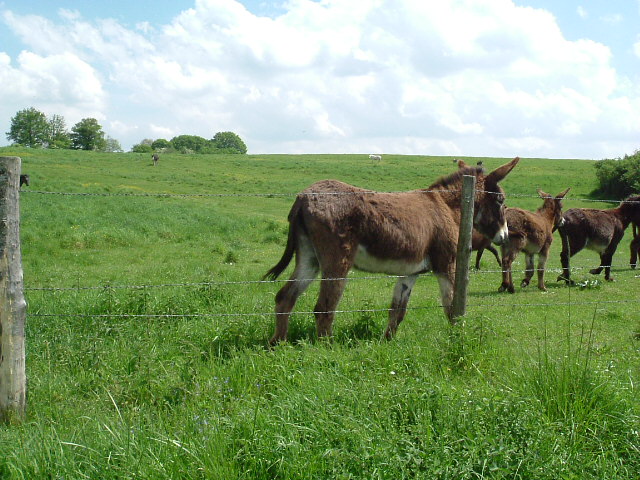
[1,147,639,479]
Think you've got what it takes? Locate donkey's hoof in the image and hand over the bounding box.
[507,285,515,294]
[631,264,637,270]
[498,284,507,293]
[520,279,530,288]
[605,277,615,282]
[589,268,602,275]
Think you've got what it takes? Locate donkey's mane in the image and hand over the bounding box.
[428,166,484,190]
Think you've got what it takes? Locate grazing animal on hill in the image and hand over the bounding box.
[263,157,520,344]
[630,223,640,269]
[152,153,159,166]
[557,194,640,283]
[498,188,570,293]
[19,174,30,188]
[369,154,382,162]
[472,230,501,269]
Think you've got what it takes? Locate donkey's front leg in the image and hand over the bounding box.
[630,235,640,269]
[520,253,535,288]
[436,272,455,324]
[499,251,516,293]
[384,274,418,340]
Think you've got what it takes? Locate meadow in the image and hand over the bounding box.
[1,147,639,479]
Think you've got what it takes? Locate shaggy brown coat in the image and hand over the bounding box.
[498,188,569,293]
[264,157,520,344]
[557,194,640,282]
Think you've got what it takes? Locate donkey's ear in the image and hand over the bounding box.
[486,157,519,184]
[537,189,550,199]
[457,159,468,169]
[556,187,570,199]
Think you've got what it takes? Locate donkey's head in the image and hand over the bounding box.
[473,157,520,245]
[619,195,640,225]
[538,187,570,231]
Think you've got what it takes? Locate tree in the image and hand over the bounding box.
[132,143,153,153]
[151,138,171,150]
[212,131,247,154]
[70,118,106,151]
[170,135,210,153]
[104,136,123,153]
[594,149,640,198]
[6,107,50,147]
[48,114,71,149]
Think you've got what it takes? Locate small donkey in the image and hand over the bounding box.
[499,188,570,293]
[557,194,640,283]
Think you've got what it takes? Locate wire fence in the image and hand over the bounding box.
[20,188,640,204]
[20,185,640,322]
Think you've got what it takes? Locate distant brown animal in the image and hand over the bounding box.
[263,157,520,344]
[630,223,640,269]
[152,153,159,166]
[498,188,570,293]
[472,230,501,269]
[19,174,30,188]
[557,195,640,283]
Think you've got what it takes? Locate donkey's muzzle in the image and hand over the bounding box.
[492,222,509,245]
[552,217,565,232]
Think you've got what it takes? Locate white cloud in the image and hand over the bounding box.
[577,6,587,18]
[600,13,623,24]
[1,0,639,159]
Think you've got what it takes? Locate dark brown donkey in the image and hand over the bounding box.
[498,188,570,293]
[557,194,640,283]
[263,157,520,344]
[630,223,640,269]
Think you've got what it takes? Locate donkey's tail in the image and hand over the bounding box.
[262,199,302,280]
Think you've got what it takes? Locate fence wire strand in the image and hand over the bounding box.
[20,188,640,205]
[20,183,640,321]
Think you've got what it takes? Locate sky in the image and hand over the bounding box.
[0,0,638,159]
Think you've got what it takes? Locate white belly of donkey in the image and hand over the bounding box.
[354,245,431,276]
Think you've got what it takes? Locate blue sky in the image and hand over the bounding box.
[0,0,638,158]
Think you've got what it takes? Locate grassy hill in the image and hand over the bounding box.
[1,147,639,479]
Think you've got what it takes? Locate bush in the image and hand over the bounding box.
[594,150,640,198]
[132,143,153,153]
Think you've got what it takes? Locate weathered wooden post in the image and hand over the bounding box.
[451,174,475,322]
[0,156,27,424]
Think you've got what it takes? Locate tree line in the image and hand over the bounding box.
[5,107,247,154]
[594,149,640,198]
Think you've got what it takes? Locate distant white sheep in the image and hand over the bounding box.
[369,154,382,161]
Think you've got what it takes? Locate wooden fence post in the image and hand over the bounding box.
[451,174,475,322]
[0,156,27,424]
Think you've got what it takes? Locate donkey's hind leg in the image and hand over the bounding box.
[271,238,319,345]
[385,274,419,339]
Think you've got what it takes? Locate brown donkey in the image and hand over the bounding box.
[498,188,570,293]
[557,194,640,283]
[264,157,520,344]
[472,230,501,269]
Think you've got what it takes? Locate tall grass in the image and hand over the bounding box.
[1,148,639,478]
